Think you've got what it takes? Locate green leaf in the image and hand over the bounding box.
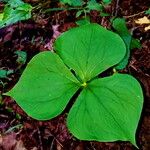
[0,0,32,28]
[102,0,112,5]
[55,23,126,82]
[60,0,83,6]
[76,17,91,26]
[8,0,24,6]
[130,38,141,49]
[67,73,143,146]
[100,12,110,17]
[15,50,27,65]
[76,10,84,18]
[86,0,102,11]
[0,13,4,21]
[3,23,143,147]
[0,69,13,79]
[112,18,132,70]
[145,8,150,15]
[5,51,80,120]
[0,94,3,105]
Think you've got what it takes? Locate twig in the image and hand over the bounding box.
[37,128,43,150]
[115,0,120,16]
[54,137,63,148]
[50,138,54,150]
[124,11,145,18]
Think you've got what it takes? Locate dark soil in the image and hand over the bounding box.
[0,0,150,150]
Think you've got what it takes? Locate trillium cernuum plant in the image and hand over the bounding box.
[4,23,143,147]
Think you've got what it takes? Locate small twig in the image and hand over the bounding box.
[54,137,63,148]
[114,0,120,16]
[0,114,8,119]
[50,138,54,150]
[32,1,51,11]
[124,11,145,18]
[47,131,63,149]
[37,128,43,150]
[90,142,97,150]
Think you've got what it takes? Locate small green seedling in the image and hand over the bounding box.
[0,69,14,79]
[60,0,84,6]
[51,0,110,18]
[4,24,143,147]
[76,17,91,26]
[76,0,110,18]
[112,18,141,70]
[102,0,112,5]
[145,8,150,15]
[0,0,32,28]
[15,50,27,65]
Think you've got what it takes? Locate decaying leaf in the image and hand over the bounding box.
[0,132,27,150]
[144,25,150,31]
[135,16,150,31]
[135,16,150,25]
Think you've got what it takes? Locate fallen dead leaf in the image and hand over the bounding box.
[0,133,17,149]
[0,132,27,150]
[14,140,27,150]
[135,16,150,24]
[75,143,84,150]
[135,16,150,31]
[145,25,150,31]
[57,143,63,150]
[0,134,2,144]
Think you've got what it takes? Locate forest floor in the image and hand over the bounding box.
[0,0,150,150]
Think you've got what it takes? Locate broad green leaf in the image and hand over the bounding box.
[60,0,83,6]
[5,51,80,120]
[86,0,102,11]
[0,0,32,28]
[55,23,126,82]
[67,73,143,146]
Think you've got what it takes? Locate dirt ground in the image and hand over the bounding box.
[0,0,150,150]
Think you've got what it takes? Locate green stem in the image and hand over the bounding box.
[44,7,83,13]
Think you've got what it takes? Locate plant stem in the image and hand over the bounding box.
[44,7,83,13]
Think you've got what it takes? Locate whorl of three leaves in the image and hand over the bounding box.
[5,24,143,147]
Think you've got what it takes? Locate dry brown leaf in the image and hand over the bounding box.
[0,134,2,144]
[14,140,27,150]
[31,147,38,150]
[0,133,27,150]
[135,16,150,24]
[1,133,17,149]
[145,25,150,31]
